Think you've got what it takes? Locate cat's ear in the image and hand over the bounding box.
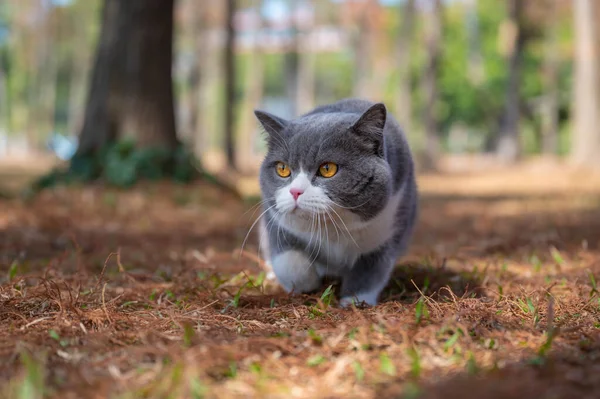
[350,103,386,156]
[254,110,289,137]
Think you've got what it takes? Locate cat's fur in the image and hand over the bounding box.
[254,98,418,306]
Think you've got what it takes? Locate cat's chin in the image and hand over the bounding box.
[278,210,320,233]
[283,208,314,221]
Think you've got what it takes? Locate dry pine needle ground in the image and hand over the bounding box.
[1,162,600,399]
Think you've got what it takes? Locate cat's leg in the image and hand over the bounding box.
[339,249,395,307]
[271,249,322,294]
[265,214,322,294]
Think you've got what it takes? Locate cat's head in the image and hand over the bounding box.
[255,103,393,234]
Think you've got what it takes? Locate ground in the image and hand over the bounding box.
[1,158,600,399]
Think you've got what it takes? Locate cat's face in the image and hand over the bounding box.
[256,103,392,235]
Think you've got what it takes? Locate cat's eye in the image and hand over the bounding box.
[318,162,338,178]
[275,162,291,178]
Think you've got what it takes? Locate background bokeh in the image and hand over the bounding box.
[0,0,597,184]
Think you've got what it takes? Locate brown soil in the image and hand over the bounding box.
[1,164,600,399]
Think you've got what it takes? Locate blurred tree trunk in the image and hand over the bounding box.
[44,9,60,136]
[495,0,527,163]
[75,0,178,157]
[67,36,89,136]
[542,0,560,154]
[571,0,600,166]
[238,3,265,172]
[224,0,237,169]
[187,2,207,159]
[0,48,10,133]
[297,2,315,115]
[540,0,560,155]
[420,0,443,171]
[67,2,97,137]
[28,5,55,147]
[285,0,315,116]
[367,3,386,101]
[0,6,6,130]
[285,0,300,116]
[352,2,373,99]
[465,0,484,85]
[395,0,416,133]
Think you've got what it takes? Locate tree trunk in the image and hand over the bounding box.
[224,0,237,168]
[465,0,484,85]
[238,3,265,173]
[540,0,560,155]
[395,0,416,134]
[352,4,372,99]
[76,0,178,156]
[297,3,315,115]
[186,1,207,159]
[283,0,315,117]
[67,1,95,136]
[495,0,527,163]
[28,5,56,147]
[571,0,600,166]
[67,51,89,136]
[284,0,300,116]
[420,0,443,171]
[0,48,10,133]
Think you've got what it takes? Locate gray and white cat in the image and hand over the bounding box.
[254,98,418,306]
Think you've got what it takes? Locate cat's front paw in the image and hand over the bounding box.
[271,250,322,294]
[262,261,277,281]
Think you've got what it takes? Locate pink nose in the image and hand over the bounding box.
[290,188,304,201]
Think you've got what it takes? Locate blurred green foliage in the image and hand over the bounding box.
[34,140,199,189]
[0,0,577,158]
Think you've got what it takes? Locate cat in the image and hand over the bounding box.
[254,98,418,306]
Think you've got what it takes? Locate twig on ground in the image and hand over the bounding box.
[20,316,54,330]
[102,282,113,325]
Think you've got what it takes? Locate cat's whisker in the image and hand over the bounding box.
[239,204,277,258]
[323,211,331,276]
[307,212,323,271]
[317,212,323,266]
[306,209,315,249]
[242,198,271,218]
[259,208,280,271]
[328,198,372,210]
[324,207,341,243]
[270,211,282,259]
[266,211,281,260]
[306,210,319,265]
[328,206,360,249]
[305,211,318,271]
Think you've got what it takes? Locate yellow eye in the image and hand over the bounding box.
[276,162,291,178]
[319,162,338,178]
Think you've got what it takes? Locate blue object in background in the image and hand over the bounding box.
[47,133,78,160]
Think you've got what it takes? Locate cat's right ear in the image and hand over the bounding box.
[254,110,289,137]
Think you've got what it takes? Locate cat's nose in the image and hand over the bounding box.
[290,188,304,201]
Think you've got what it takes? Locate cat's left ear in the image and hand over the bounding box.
[254,110,289,137]
[350,103,386,156]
